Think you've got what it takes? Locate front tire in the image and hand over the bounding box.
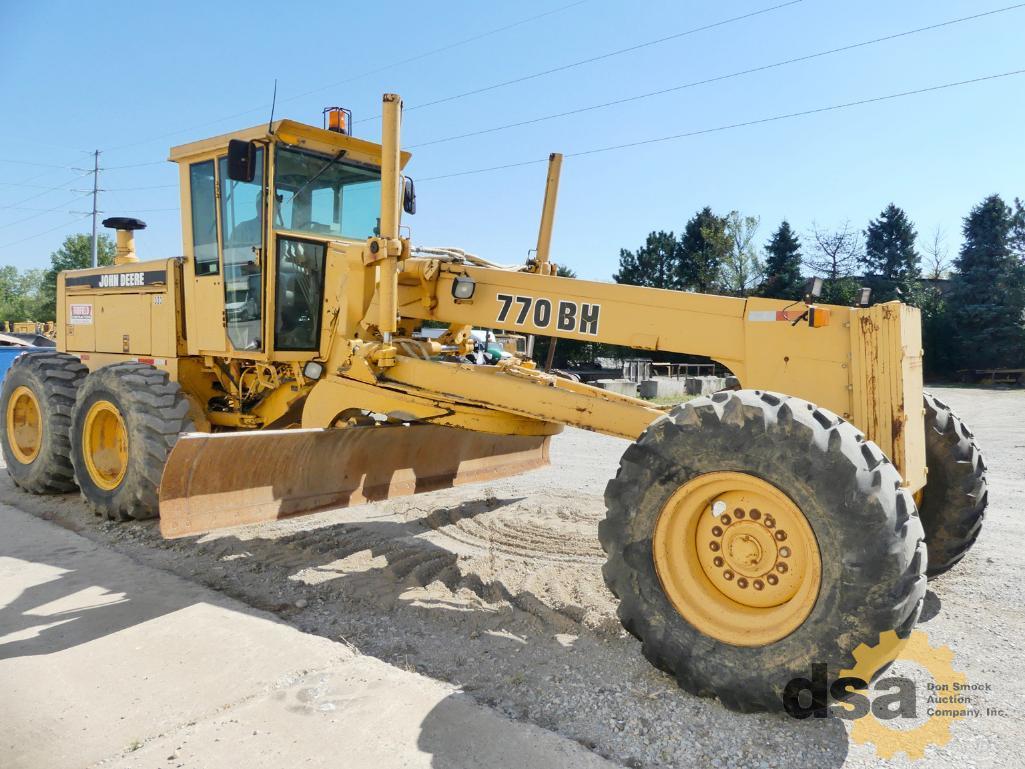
[70,363,193,520]
[0,351,87,493]
[600,390,926,712]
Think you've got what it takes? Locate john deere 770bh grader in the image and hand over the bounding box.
[1,94,986,712]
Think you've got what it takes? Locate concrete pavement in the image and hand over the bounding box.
[0,504,615,769]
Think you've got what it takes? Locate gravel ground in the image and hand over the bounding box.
[4,386,1022,768]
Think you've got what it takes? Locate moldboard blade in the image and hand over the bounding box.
[158,424,550,538]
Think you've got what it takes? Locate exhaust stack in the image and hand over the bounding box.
[102,217,146,264]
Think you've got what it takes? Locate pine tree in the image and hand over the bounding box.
[613,230,682,289]
[920,286,956,377]
[1010,197,1025,263]
[757,220,803,299]
[949,195,1025,370]
[862,204,921,304]
[678,207,727,293]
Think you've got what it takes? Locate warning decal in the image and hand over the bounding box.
[69,303,93,325]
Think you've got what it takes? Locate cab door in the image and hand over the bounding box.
[184,148,267,355]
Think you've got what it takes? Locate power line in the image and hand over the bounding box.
[0,158,75,170]
[409,2,1025,149]
[103,159,169,170]
[417,67,1025,181]
[0,142,92,156]
[284,0,596,105]
[0,177,84,190]
[0,172,92,209]
[102,183,177,191]
[356,0,806,125]
[0,213,91,251]
[0,192,92,230]
[101,0,595,154]
[0,204,77,212]
[1,164,79,189]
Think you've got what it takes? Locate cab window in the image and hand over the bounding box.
[218,146,265,351]
[274,146,381,240]
[275,237,325,351]
[189,160,218,275]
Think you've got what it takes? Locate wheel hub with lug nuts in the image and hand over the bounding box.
[698,505,802,609]
[652,471,822,646]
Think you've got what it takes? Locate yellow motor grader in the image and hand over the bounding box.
[0,94,985,712]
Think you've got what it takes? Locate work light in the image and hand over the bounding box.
[452,276,476,300]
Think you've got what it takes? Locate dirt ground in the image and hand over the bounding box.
[4,386,1022,768]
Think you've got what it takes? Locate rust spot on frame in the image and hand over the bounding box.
[892,397,905,444]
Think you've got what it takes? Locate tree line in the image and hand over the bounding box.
[605,195,1025,376]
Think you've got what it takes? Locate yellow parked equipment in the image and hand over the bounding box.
[1,95,986,712]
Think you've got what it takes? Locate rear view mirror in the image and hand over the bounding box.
[227,140,257,183]
[402,176,416,215]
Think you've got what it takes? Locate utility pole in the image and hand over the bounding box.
[90,149,100,267]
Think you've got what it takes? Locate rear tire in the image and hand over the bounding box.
[70,363,193,520]
[0,351,87,493]
[919,392,987,577]
[600,390,926,712]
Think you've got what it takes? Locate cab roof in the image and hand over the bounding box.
[168,119,411,169]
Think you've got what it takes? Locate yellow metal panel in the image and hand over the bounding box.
[59,274,95,353]
[897,304,926,491]
[741,298,852,419]
[849,303,925,491]
[149,285,177,358]
[94,294,151,354]
[398,265,749,374]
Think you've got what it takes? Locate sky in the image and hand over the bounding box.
[0,0,1022,281]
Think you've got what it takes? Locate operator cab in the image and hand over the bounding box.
[169,115,412,361]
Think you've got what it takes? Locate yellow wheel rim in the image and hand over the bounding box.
[652,471,822,647]
[6,385,42,464]
[82,400,128,491]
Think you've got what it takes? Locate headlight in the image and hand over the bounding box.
[303,360,324,380]
[452,276,476,300]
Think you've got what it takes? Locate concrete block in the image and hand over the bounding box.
[592,379,639,397]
